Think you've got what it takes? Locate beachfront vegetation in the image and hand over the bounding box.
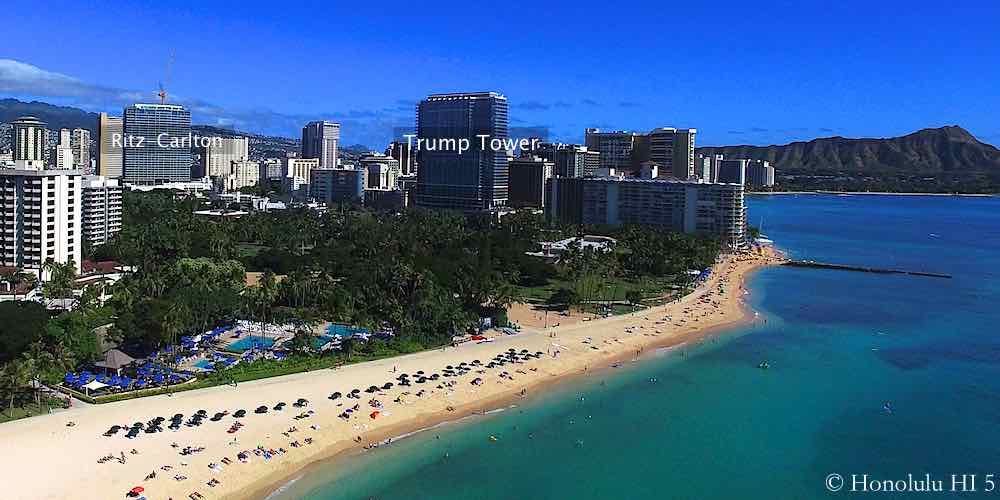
[0,191,723,415]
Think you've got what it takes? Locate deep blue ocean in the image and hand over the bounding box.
[275,194,1000,500]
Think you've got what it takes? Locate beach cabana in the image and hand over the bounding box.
[94,349,138,376]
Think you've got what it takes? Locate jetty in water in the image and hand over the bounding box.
[782,260,952,279]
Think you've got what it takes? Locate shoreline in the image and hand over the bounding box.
[749,191,997,197]
[236,257,770,500]
[0,251,777,500]
[246,298,758,500]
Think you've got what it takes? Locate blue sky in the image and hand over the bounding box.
[2,0,998,148]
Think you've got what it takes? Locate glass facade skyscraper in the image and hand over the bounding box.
[122,103,192,185]
[414,92,508,212]
[301,121,340,168]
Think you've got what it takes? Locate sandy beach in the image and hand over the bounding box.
[0,249,779,500]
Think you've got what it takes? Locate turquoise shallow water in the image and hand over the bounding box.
[275,194,1000,500]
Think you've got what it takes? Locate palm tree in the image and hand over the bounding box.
[21,342,52,405]
[1,268,32,302]
[42,259,77,303]
[2,360,30,414]
[162,303,190,353]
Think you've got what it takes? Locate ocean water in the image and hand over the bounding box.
[275,194,1000,500]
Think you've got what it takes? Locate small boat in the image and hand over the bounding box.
[758,361,769,369]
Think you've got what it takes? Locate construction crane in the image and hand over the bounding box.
[158,50,176,104]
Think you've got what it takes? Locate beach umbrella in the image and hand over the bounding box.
[255,406,268,414]
[128,486,144,496]
[233,409,246,418]
[416,370,425,375]
[351,388,361,394]
[382,383,393,390]
[329,392,341,400]
[446,365,454,370]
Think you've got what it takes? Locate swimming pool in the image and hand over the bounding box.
[312,335,337,349]
[193,359,216,370]
[326,324,369,337]
[227,336,276,353]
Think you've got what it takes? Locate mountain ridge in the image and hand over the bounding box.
[696,125,1000,192]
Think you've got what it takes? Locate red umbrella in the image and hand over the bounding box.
[370,411,380,419]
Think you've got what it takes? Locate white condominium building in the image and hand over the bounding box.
[285,158,320,182]
[546,176,747,250]
[71,128,91,172]
[220,160,260,192]
[201,136,249,178]
[0,167,83,276]
[81,175,123,247]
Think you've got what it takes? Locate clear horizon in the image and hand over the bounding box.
[2,0,998,149]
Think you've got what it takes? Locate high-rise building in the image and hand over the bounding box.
[745,159,775,189]
[11,116,48,170]
[81,175,123,247]
[647,128,696,179]
[220,160,260,192]
[259,158,285,182]
[386,140,417,176]
[694,153,714,182]
[54,129,75,169]
[98,113,124,178]
[284,158,320,182]
[415,92,509,212]
[359,153,401,190]
[197,136,248,179]
[533,143,597,178]
[0,167,82,275]
[584,128,639,172]
[122,103,192,185]
[301,121,340,168]
[508,156,553,208]
[310,167,366,204]
[71,128,91,172]
[716,159,748,185]
[546,176,747,249]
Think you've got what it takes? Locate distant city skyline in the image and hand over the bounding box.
[1,0,998,148]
